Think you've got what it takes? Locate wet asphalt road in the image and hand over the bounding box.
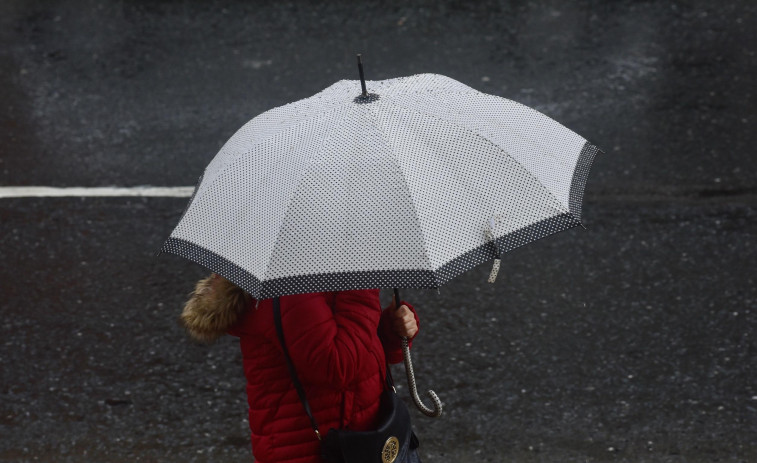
[1,1,756,462]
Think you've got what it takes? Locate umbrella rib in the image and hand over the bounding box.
[189,105,360,279]
[199,105,351,199]
[184,111,342,287]
[258,105,354,292]
[362,104,439,286]
[380,95,578,224]
[380,76,575,192]
[199,80,365,194]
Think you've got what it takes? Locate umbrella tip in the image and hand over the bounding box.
[356,54,367,96]
[354,54,379,104]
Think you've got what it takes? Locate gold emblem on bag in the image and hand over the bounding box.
[382,436,400,463]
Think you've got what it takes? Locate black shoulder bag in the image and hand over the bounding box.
[273,297,419,463]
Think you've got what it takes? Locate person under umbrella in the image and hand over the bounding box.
[180,273,421,463]
[163,57,600,463]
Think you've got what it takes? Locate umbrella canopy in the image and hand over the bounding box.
[162,73,599,300]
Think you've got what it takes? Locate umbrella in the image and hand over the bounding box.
[161,56,600,417]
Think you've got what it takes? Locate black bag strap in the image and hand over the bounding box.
[273,296,396,442]
[273,297,322,440]
[385,353,396,391]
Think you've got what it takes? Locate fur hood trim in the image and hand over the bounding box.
[180,274,251,343]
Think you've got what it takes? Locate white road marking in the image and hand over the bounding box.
[0,186,194,198]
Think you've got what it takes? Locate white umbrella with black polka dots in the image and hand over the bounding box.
[161,68,600,302]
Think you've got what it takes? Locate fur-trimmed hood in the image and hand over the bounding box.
[180,274,252,343]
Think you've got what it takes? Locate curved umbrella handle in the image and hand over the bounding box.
[402,337,443,417]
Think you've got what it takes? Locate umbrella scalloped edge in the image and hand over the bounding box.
[160,141,600,299]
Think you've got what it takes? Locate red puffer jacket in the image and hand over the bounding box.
[227,289,417,463]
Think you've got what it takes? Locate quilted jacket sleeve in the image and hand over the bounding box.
[273,289,386,388]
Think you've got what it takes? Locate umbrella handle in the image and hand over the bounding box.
[402,336,443,418]
[393,288,442,417]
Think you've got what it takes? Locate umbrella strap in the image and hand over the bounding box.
[273,297,321,440]
[485,221,503,283]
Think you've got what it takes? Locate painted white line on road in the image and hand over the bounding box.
[0,186,195,198]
